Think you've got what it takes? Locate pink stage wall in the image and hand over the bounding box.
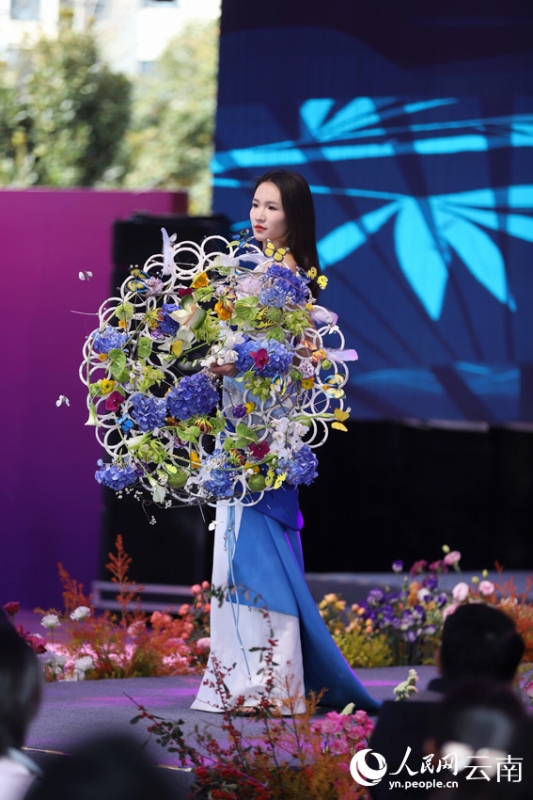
[2,189,187,610]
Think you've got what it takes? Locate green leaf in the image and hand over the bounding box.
[137,337,152,359]
[115,302,134,321]
[264,326,285,342]
[108,348,127,380]
[265,307,283,323]
[193,286,214,303]
[89,381,103,397]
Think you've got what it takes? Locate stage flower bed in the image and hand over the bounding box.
[80,232,356,509]
[4,544,532,681]
[9,536,211,681]
[319,547,533,668]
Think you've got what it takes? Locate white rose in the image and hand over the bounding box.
[74,656,94,673]
[70,606,91,621]
[41,614,61,629]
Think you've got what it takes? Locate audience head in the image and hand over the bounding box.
[0,625,42,754]
[439,604,524,683]
[29,733,175,800]
[427,683,531,800]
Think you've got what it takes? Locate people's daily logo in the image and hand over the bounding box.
[350,749,388,786]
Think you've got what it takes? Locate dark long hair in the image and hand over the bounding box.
[254,169,321,298]
[0,627,42,753]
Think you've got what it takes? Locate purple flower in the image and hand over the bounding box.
[423,624,437,636]
[259,265,308,307]
[392,560,404,573]
[91,326,128,354]
[367,589,385,607]
[235,338,293,377]
[233,404,247,418]
[436,592,450,607]
[167,373,219,420]
[95,460,137,490]
[159,303,180,336]
[405,630,418,643]
[423,575,439,591]
[131,393,167,432]
[279,445,318,486]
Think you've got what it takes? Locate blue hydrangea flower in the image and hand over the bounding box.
[259,265,308,308]
[91,326,128,354]
[235,338,293,378]
[159,303,180,336]
[130,393,168,432]
[167,373,219,420]
[95,460,138,490]
[204,469,234,498]
[279,445,318,486]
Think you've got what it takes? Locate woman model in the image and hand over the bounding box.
[191,170,379,715]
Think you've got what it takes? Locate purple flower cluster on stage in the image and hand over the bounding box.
[280,445,318,486]
[91,326,128,354]
[130,393,168,432]
[259,264,308,308]
[235,337,293,377]
[167,373,219,420]
[95,460,138,490]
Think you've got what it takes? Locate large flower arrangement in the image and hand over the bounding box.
[80,232,356,507]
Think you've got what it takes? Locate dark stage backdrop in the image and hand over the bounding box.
[214,0,533,423]
[202,0,533,571]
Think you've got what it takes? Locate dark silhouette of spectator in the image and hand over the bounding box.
[369,604,525,799]
[0,626,43,800]
[426,683,532,800]
[25,734,175,800]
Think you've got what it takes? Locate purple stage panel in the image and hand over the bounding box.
[2,189,186,610]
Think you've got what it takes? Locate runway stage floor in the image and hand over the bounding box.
[25,666,437,795]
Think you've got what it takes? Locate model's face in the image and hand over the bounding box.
[250,182,288,249]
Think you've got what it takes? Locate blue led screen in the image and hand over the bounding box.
[214,9,533,422]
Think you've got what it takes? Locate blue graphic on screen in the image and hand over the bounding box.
[213,95,533,422]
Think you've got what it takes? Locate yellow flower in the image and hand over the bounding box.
[214,299,232,320]
[307,267,317,279]
[305,302,315,311]
[334,600,346,611]
[301,377,314,390]
[190,452,200,468]
[98,353,108,362]
[100,379,115,395]
[244,401,255,414]
[244,463,260,474]
[118,320,127,329]
[192,272,209,288]
[323,593,338,604]
[313,349,327,361]
[317,275,328,289]
[171,340,184,357]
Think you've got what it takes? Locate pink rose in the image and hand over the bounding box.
[190,584,202,595]
[444,550,461,566]
[3,601,20,617]
[452,582,470,601]
[196,637,211,650]
[479,580,495,596]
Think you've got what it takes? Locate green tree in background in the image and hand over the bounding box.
[122,19,219,214]
[0,11,131,187]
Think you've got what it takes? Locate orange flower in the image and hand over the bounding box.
[301,377,314,389]
[190,452,200,468]
[118,320,127,329]
[192,272,209,288]
[214,299,233,320]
